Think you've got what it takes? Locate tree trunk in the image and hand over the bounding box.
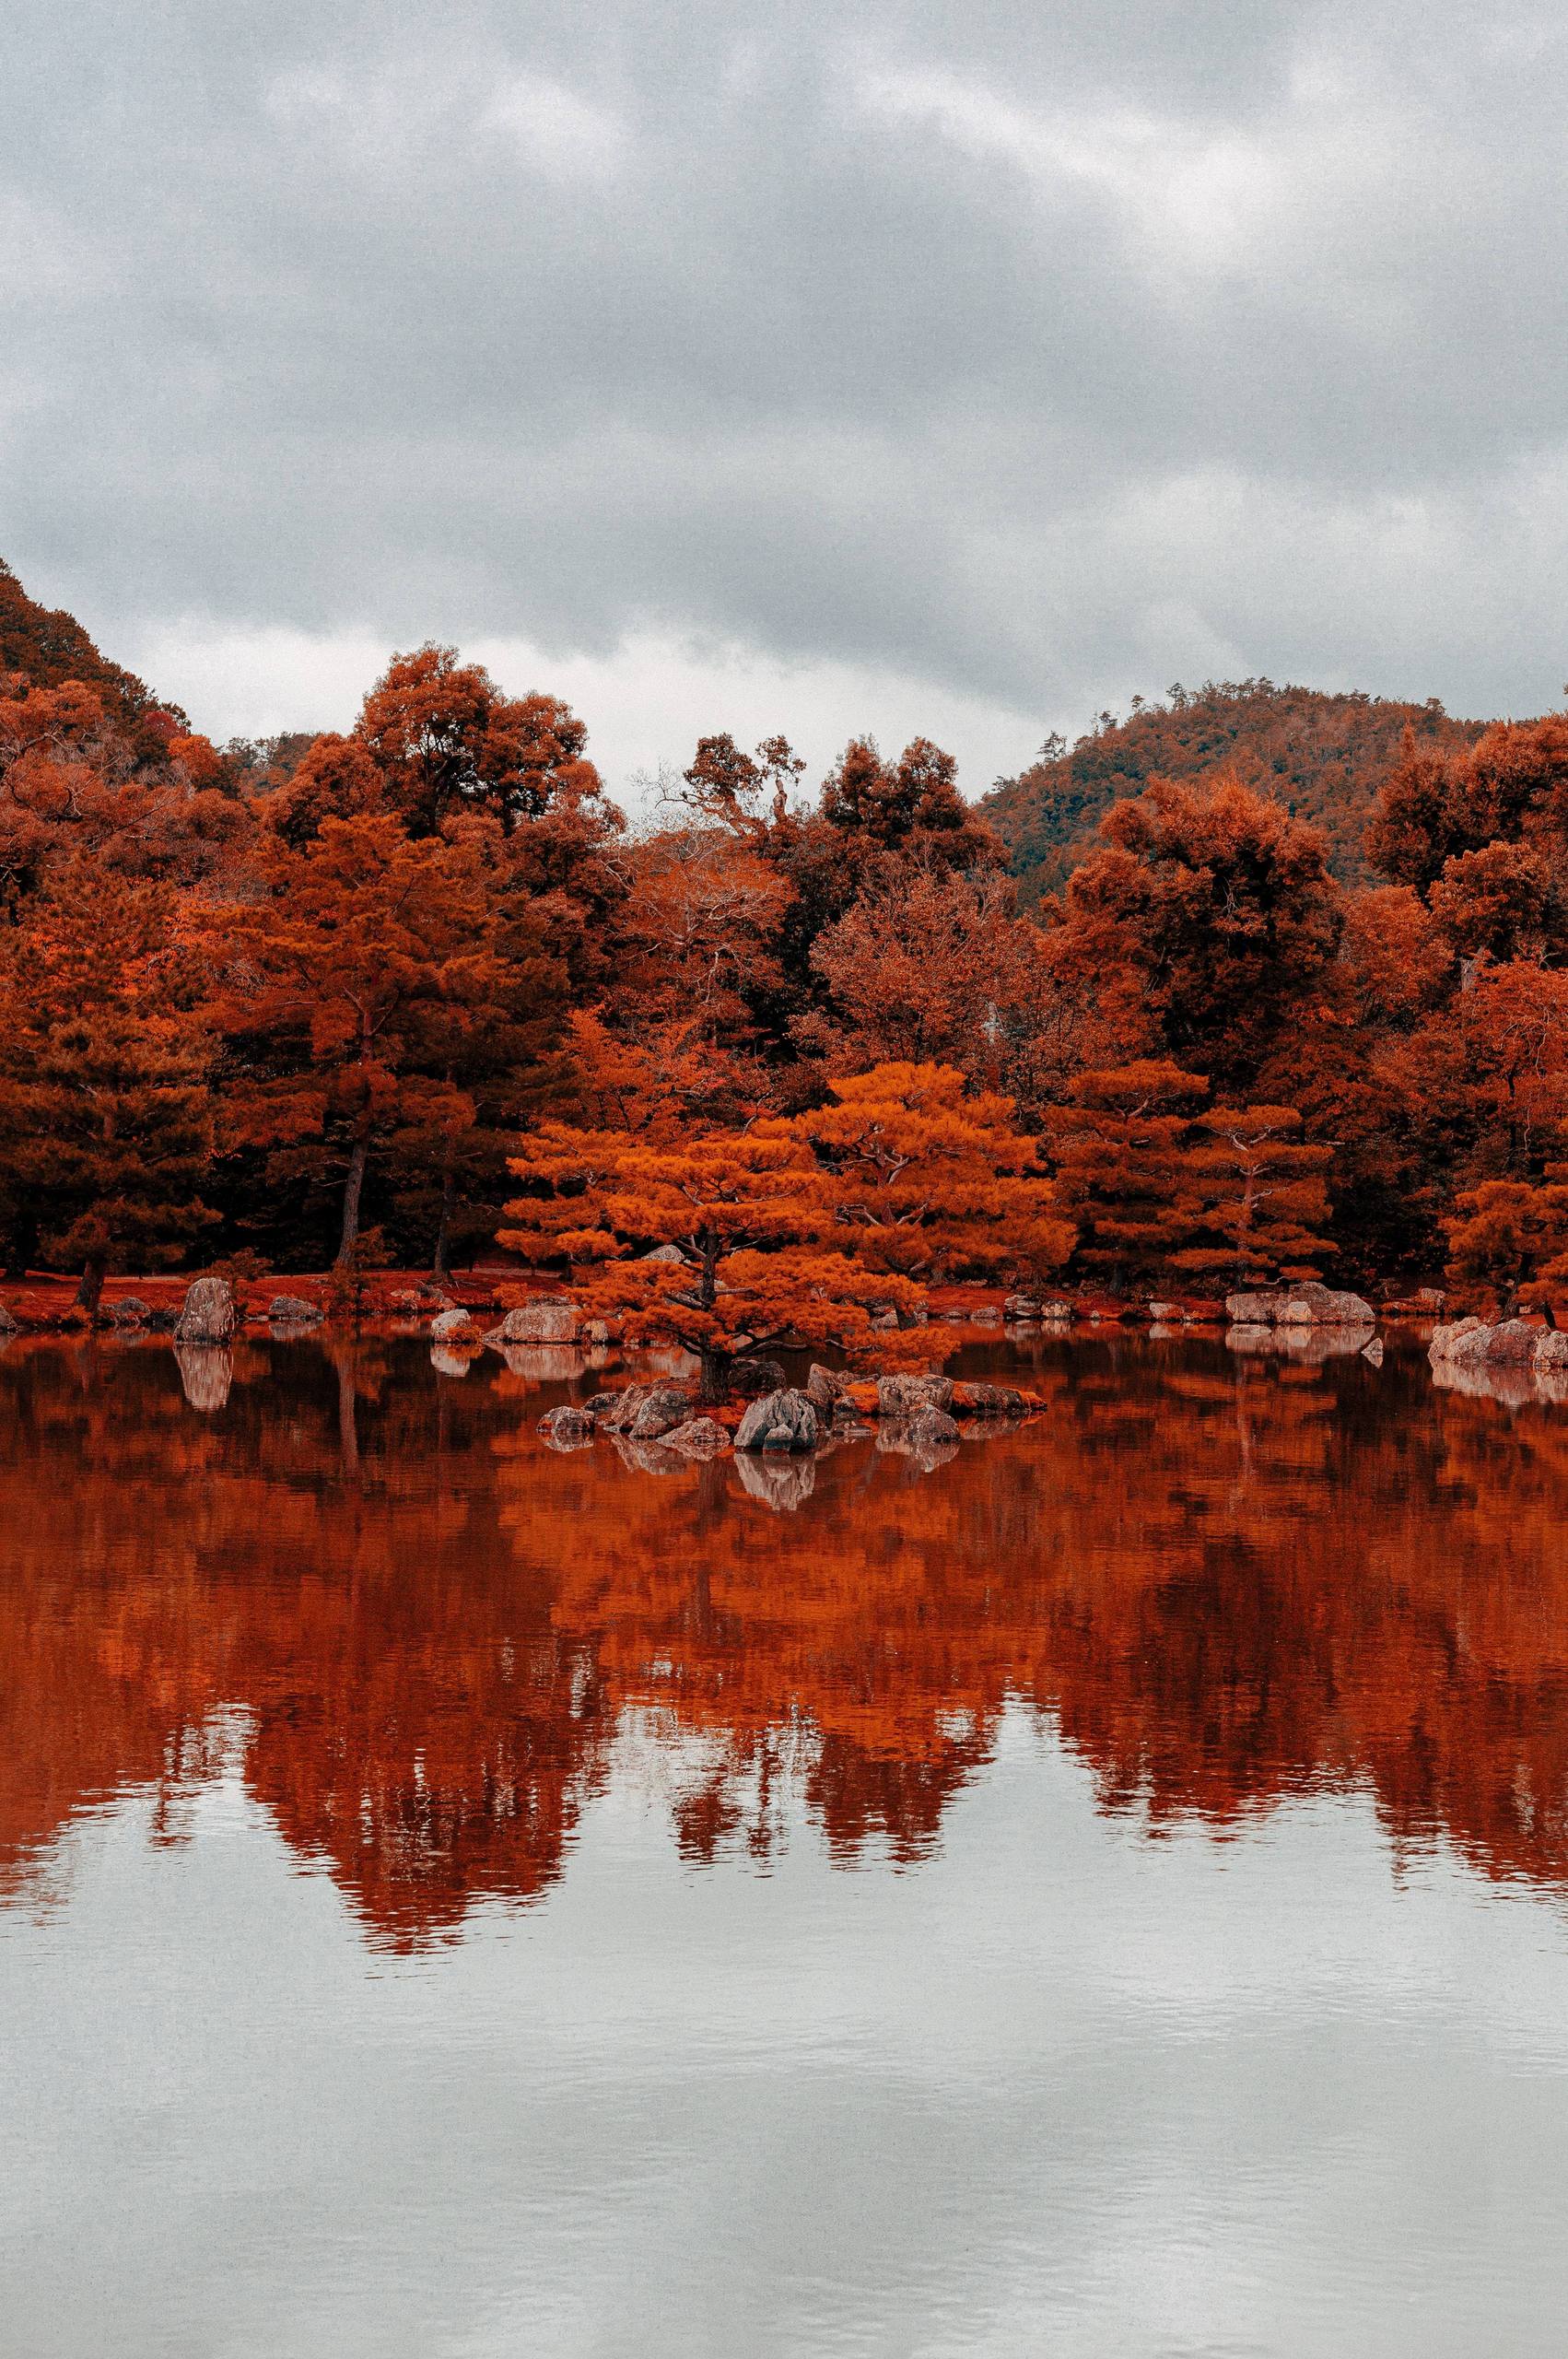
[5,1207,38,1281]
[432,1162,456,1285]
[698,1346,733,1405]
[76,1251,108,1319]
[336,1133,369,1269]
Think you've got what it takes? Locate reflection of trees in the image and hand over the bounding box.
[3,1335,1568,1946]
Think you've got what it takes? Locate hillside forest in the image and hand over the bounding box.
[4,556,1568,1328]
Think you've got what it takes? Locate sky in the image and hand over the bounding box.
[6,1,1568,806]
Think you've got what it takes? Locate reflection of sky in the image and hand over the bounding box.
[6,1705,1568,2358]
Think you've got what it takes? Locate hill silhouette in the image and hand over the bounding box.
[984,680,1486,900]
[0,557,174,737]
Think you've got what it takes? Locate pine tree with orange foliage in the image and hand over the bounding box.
[1444,1176,1568,1319]
[499,1124,924,1397]
[778,1062,1073,1281]
[0,860,215,1306]
[1178,1105,1333,1286]
[1046,1062,1210,1295]
[207,812,565,1269]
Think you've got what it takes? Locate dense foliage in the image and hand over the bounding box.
[986,679,1483,900]
[3,558,1566,1309]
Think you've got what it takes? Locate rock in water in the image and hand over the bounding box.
[429,1307,473,1341]
[268,1295,322,1326]
[805,1363,847,1412]
[875,1372,954,1416]
[730,1356,787,1399]
[1429,1316,1489,1364]
[109,1297,150,1326]
[956,1381,1025,1419]
[595,1385,652,1434]
[489,1298,579,1344]
[1227,1282,1375,1328]
[661,1416,731,1458]
[1535,1331,1568,1370]
[0,1303,17,1335]
[537,1403,596,1447]
[174,1275,237,1344]
[628,1385,693,1440]
[735,1388,819,1452]
[1485,1319,1543,1366]
[1361,1337,1385,1366]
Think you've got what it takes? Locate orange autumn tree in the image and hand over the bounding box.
[1443,1177,1568,1319]
[208,812,565,1269]
[499,1125,923,1398]
[1179,1106,1333,1288]
[778,1062,1073,1281]
[0,861,215,1308]
[1047,1062,1211,1295]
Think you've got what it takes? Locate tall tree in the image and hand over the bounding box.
[500,1123,920,1398]
[207,812,565,1269]
[1179,1106,1333,1287]
[1046,1062,1210,1294]
[0,862,214,1306]
[1054,774,1344,1097]
[779,1062,1073,1281]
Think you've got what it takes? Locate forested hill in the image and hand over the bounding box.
[0,559,170,734]
[984,680,1486,901]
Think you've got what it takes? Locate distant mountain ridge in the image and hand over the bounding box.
[984,679,1486,900]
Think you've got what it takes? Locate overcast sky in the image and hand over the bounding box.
[6,1,1567,802]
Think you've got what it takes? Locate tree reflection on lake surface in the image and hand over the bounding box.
[6,1332,1568,2359]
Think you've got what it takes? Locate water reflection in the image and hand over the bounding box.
[3,1333,1568,1949]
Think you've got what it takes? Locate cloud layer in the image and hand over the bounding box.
[6,2,1566,796]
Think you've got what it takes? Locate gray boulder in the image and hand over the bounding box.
[1430,1316,1489,1364]
[730,1356,787,1399]
[735,1387,819,1452]
[268,1294,322,1325]
[638,1243,688,1264]
[1535,1330,1568,1370]
[628,1384,693,1440]
[661,1415,731,1458]
[595,1385,652,1434]
[805,1362,848,1411]
[1004,1293,1041,1320]
[0,1302,17,1335]
[537,1403,596,1448]
[1228,1281,1375,1328]
[489,1297,579,1344]
[430,1307,473,1341]
[108,1296,150,1325]
[875,1372,954,1417]
[960,1382,1025,1419]
[174,1275,238,1344]
[1485,1318,1543,1366]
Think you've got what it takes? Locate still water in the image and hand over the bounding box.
[3,1329,1567,2356]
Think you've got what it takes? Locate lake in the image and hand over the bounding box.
[3,1327,1567,2356]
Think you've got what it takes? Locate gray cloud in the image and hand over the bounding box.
[5,1,1568,792]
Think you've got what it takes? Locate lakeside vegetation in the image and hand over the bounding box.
[4,557,1568,1332]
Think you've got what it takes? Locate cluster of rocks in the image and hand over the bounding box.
[1430,1316,1568,1375]
[536,1366,1036,1483]
[1224,1282,1376,1329]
